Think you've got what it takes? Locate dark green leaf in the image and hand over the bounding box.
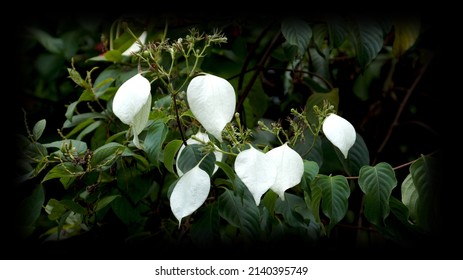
[281,18,312,57]
[215,161,236,181]
[177,144,216,176]
[410,155,442,232]
[143,120,168,166]
[28,27,64,54]
[46,199,67,221]
[218,188,261,241]
[43,139,88,154]
[42,162,84,185]
[32,119,46,141]
[17,185,45,235]
[347,20,385,69]
[358,162,397,226]
[316,175,350,233]
[104,50,123,62]
[95,195,120,212]
[190,203,221,248]
[89,142,126,171]
[163,139,184,175]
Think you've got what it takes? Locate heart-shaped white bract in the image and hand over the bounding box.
[112,73,152,149]
[170,165,211,226]
[266,143,304,200]
[234,145,277,206]
[122,31,147,56]
[176,131,223,177]
[322,113,356,159]
[186,74,236,142]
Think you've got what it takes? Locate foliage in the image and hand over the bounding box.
[12,14,446,259]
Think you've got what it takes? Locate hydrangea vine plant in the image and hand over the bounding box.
[16,16,442,255]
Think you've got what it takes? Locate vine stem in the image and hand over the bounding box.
[373,52,433,165]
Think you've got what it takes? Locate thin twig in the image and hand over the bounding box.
[373,53,433,165]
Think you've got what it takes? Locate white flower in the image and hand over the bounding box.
[122,31,147,56]
[112,73,152,149]
[176,131,223,177]
[234,143,304,204]
[267,143,304,200]
[186,74,236,142]
[234,145,277,205]
[322,113,356,159]
[170,165,211,226]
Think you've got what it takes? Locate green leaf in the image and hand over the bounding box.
[190,203,221,248]
[218,188,261,241]
[300,160,319,195]
[281,18,312,57]
[345,133,370,176]
[305,185,322,224]
[163,139,184,175]
[104,50,123,62]
[89,142,126,171]
[42,162,85,186]
[77,120,103,140]
[316,174,350,233]
[303,160,319,183]
[43,139,88,154]
[358,162,397,226]
[95,195,120,212]
[409,155,442,232]
[93,66,119,97]
[215,161,236,181]
[177,144,216,176]
[67,67,88,88]
[46,199,67,221]
[326,19,349,48]
[401,173,418,222]
[59,199,86,215]
[64,101,79,121]
[347,19,386,69]
[17,185,45,237]
[32,119,46,141]
[62,112,106,128]
[28,27,64,54]
[392,17,421,58]
[117,167,152,203]
[143,120,168,166]
[275,193,314,229]
[111,196,144,225]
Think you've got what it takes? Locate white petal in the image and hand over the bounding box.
[234,145,277,205]
[322,113,356,159]
[170,165,210,226]
[266,143,304,200]
[176,131,223,176]
[112,74,151,148]
[122,31,147,56]
[187,74,236,142]
[112,73,151,126]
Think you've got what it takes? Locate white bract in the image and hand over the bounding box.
[266,143,304,200]
[235,143,304,205]
[176,131,223,176]
[170,165,211,226]
[234,145,277,205]
[322,113,356,159]
[122,31,147,56]
[186,74,236,142]
[112,73,152,149]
